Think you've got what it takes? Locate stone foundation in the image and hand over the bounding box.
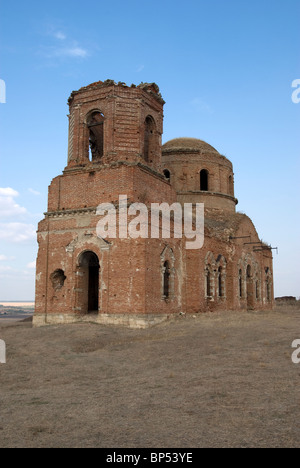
[33,313,171,329]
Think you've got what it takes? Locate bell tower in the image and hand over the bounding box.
[34,80,178,327]
[45,81,176,213]
[66,80,164,171]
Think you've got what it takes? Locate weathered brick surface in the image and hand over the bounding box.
[34,81,274,327]
[162,139,237,212]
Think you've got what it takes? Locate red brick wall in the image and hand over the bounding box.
[162,148,237,212]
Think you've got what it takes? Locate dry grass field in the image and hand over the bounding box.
[0,306,299,448]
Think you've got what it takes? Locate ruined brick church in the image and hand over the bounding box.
[33,80,274,327]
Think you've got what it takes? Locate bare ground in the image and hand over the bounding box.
[0,307,299,448]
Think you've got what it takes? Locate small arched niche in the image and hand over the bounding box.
[50,269,66,291]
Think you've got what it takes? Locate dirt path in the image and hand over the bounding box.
[0,308,299,448]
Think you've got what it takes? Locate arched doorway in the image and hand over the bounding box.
[246,265,254,309]
[78,251,100,313]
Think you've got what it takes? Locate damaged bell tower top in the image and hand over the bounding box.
[67,80,165,171]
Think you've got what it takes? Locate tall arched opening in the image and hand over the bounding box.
[77,251,100,313]
[87,111,105,162]
[144,115,156,163]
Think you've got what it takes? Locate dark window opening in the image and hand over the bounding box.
[87,112,104,162]
[256,281,260,300]
[200,169,209,191]
[239,269,243,298]
[144,116,155,163]
[163,169,171,181]
[266,280,271,302]
[246,265,254,309]
[218,267,223,297]
[206,268,211,297]
[163,261,170,299]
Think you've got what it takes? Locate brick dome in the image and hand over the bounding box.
[162,138,219,154]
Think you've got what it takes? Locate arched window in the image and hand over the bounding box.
[205,252,217,299]
[163,169,171,182]
[239,269,243,298]
[266,278,271,302]
[160,246,175,301]
[206,268,211,297]
[218,267,223,297]
[265,267,272,303]
[256,281,260,300]
[246,265,253,309]
[200,169,209,191]
[87,111,104,161]
[144,116,156,163]
[163,261,171,299]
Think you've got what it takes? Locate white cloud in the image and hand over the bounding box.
[136,64,145,73]
[41,39,89,60]
[54,31,67,40]
[191,98,214,115]
[53,46,89,58]
[39,24,90,62]
[0,188,19,197]
[0,223,36,243]
[0,187,27,218]
[0,254,8,261]
[27,261,36,269]
[28,188,41,196]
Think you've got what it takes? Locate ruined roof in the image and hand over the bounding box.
[68,80,165,105]
[205,211,244,234]
[203,211,267,245]
[162,138,220,155]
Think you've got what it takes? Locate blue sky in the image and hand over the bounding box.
[0,0,299,300]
